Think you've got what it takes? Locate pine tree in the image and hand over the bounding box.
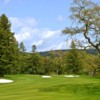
[66,40,82,74]
[19,42,26,52]
[32,45,36,53]
[0,14,19,77]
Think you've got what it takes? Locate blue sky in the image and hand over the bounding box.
[0,0,99,52]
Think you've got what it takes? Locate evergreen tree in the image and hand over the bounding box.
[32,44,36,53]
[28,53,44,74]
[19,42,26,52]
[0,14,19,77]
[66,40,82,74]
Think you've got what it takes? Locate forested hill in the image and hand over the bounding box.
[39,49,98,57]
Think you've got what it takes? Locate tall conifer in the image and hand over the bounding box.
[0,14,19,77]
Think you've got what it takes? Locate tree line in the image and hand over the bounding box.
[18,41,100,76]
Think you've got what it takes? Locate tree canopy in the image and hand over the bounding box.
[0,14,19,77]
[63,0,100,53]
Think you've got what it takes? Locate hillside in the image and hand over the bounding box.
[39,49,98,57]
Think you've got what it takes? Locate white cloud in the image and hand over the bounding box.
[39,42,67,52]
[57,15,65,22]
[10,17,38,43]
[57,42,67,50]
[9,17,37,30]
[10,16,67,52]
[32,40,44,46]
[15,32,31,42]
[43,40,70,51]
[4,0,10,5]
[42,29,60,39]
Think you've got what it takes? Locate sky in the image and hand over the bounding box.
[0,0,100,52]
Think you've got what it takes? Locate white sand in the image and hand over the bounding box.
[42,75,52,78]
[64,75,79,78]
[0,79,13,83]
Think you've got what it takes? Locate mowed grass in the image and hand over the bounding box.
[0,75,100,100]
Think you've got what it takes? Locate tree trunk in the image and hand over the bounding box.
[89,69,96,76]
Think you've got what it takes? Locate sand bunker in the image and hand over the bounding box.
[64,75,79,78]
[42,75,52,78]
[0,79,13,83]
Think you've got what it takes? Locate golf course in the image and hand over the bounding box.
[0,75,100,100]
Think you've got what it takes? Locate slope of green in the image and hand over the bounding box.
[0,75,100,100]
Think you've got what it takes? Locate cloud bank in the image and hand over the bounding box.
[4,0,10,5]
[10,17,68,52]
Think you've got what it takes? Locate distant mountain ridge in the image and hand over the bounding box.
[39,49,98,56]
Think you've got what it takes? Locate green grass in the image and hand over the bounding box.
[0,75,100,100]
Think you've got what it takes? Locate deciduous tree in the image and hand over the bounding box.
[63,0,100,53]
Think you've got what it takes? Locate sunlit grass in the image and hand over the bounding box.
[0,75,100,100]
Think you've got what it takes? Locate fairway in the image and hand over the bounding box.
[0,75,100,100]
